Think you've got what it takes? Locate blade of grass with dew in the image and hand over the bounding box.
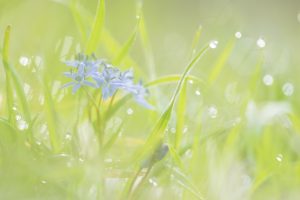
[145,74,205,88]
[120,45,209,199]
[85,0,105,54]
[2,26,32,127]
[132,44,210,166]
[208,39,235,85]
[42,77,59,152]
[2,26,14,125]
[175,79,187,149]
[189,25,202,58]
[112,19,140,66]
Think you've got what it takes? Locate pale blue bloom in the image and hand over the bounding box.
[62,71,97,94]
[62,53,153,109]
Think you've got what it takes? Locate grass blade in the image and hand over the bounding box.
[132,44,210,165]
[2,26,32,127]
[145,74,205,88]
[85,0,105,54]
[175,80,187,149]
[43,77,60,152]
[112,19,139,66]
[208,39,235,85]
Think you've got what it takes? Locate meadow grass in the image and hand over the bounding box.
[0,0,300,200]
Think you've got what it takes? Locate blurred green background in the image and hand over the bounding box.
[1,0,300,200]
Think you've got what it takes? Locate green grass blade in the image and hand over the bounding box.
[2,26,31,126]
[132,45,209,164]
[69,0,88,42]
[189,25,202,58]
[43,77,59,152]
[112,19,139,66]
[85,0,105,54]
[138,9,156,79]
[145,74,205,88]
[175,80,187,149]
[208,39,235,85]
[2,25,14,125]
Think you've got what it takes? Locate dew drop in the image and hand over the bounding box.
[170,127,176,133]
[188,80,194,85]
[282,82,294,96]
[235,31,242,39]
[65,133,72,141]
[183,126,188,133]
[276,154,283,162]
[39,95,45,105]
[208,106,218,119]
[126,108,134,115]
[195,90,201,96]
[148,178,158,187]
[19,56,30,66]
[263,74,273,86]
[17,120,29,130]
[15,115,22,121]
[256,38,266,48]
[41,180,47,184]
[209,40,218,49]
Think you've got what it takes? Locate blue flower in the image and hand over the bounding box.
[62,71,97,94]
[62,53,153,109]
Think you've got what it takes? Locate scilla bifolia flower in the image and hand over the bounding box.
[62,53,153,109]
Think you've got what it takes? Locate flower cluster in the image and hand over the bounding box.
[62,53,153,109]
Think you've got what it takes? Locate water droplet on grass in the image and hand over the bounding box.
[170,127,176,133]
[263,74,273,86]
[276,154,283,162]
[65,133,72,141]
[15,115,21,121]
[208,106,218,119]
[19,56,30,66]
[17,119,29,130]
[188,80,194,85]
[183,126,188,133]
[282,82,294,96]
[195,90,201,96]
[41,180,47,184]
[256,38,266,48]
[148,178,158,187]
[235,32,242,39]
[209,40,218,49]
[127,108,134,115]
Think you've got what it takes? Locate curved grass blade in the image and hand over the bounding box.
[145,74,205,88]
[132,44,210,166]
[85,0,105,54]
[189,25,202,58]
[175,80,187,149]
[2,26,32,126]
[112,18,140,66]
[2,26,14,125]
[208,39,235,85]
[43,77,60,152]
